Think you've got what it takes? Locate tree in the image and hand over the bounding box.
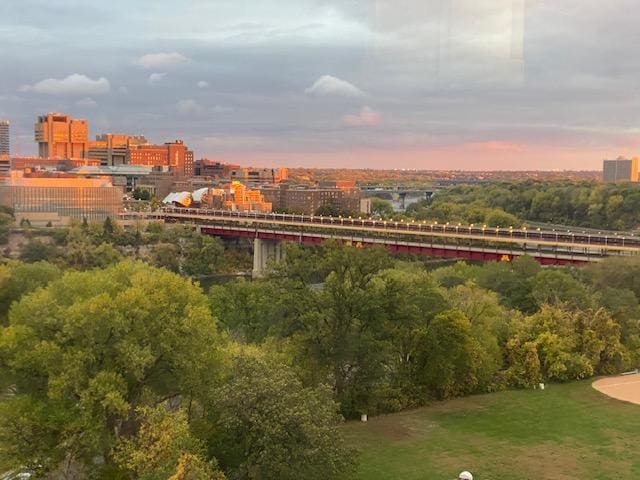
[289,243,393,416]
[531,269,591,309]
[202,351,355,480]
[0,261,224,477]
[0,211,13,244]
[209,280,286,343]
[377,268,447,406]
[19,239,59,263]
[114,407,225,480]
[370,198,394,217]
[0,261,62,324]
[152,242,182,273]
[132,188,152,201]
[417,310,482,400]
[183,236,227,276]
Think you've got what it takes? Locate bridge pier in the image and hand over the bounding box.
[252,238,285,278]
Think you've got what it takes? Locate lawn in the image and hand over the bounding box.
[342,381,640,480]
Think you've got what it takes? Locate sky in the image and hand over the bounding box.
[1,0,640,170]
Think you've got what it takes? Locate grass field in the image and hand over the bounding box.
[342,381,640,480]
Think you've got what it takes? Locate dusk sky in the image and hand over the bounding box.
[1,0,639,170]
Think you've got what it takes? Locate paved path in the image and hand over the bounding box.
[592,374,640,405]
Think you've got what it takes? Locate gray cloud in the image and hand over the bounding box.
[2,0,640,169]
[135,52,191,69]
[19,74,111,96]
[305,75,366,97]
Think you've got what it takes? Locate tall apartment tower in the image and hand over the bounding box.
[0,120,9,157]
[35,113,88,158]
[603,156,639,183]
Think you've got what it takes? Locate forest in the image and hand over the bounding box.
[402,181,640,230]
[0,217,638,478]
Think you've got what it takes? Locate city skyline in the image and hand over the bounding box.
[2,1,640,170]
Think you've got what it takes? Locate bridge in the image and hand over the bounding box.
[124,208,640,275]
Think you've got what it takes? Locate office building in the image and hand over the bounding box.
[260,183,363,215]
[0,170,122,226]
[35,113,88,158]
[129,140,193,176]
[0,120,9,156]
[88,133,147,166]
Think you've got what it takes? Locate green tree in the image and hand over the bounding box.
[418,310,482,400]
[291,244,393,416]
[531,269,592,309]
[0,261,224,477]
[370,198,395,217]
[114,406,225,480]
[378,268,447,406]
[202,351,355,480]
[184,236,226,276]
[152,242,182,273]
[19,239,59,263]
[0,261,62,324]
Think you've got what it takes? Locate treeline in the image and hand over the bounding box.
[212,243,640,417]
[0,261,354,479]
[2,233,640,478]
[11,218,251,275]
[405,181,640,230]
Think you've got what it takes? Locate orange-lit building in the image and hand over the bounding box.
[164,181,272,213]
[0,170,122,226]
[35,113,88,158]
[193,159,242,177]
[11,156,101,171]
[129,140,193,176]
[88,133,148,166]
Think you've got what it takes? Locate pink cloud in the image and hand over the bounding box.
[343,106,382,127]
[463,141,526,153]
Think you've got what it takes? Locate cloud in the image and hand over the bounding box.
[213,105,233,113]
[147,73,167,85]
[343,106,382,127]
[197,80,209,88]
[135,52,190,69]
[75,97,98,108]
[176,99,204,115]
[305,75,365,97]
[118,86,129,94]
[19,74,110,95]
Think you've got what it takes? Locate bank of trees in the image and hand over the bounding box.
[0,262,354,479]
[406,181,640,230]
[2,229,640,478]
[12,218,251,275]
[211,243,640,416]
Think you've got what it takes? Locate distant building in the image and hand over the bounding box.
[0,120,9,157]
[229,167,288,184]
[35,113,88,158]
[260,183,363,215]
[163,181,272,212]
[603,157,639,182]
[194,159,241,177]
[129,140,193,176]
[88,133,148,166]
[11,156,101,171]
[0,170,122,226]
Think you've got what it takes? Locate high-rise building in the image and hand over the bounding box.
[129,140,193,176]
[0,120,9,157]
[35,113,88,158]
[88,133,148,166]
[603,157,639,183]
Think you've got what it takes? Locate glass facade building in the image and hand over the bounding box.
[0,174,122,224]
